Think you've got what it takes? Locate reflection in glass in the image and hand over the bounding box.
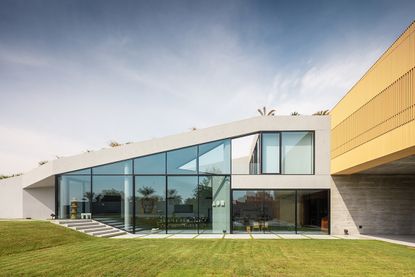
[262,133,280,173]
[282,132,314,174]
[92,176,133,231]
[262,190,295,233]
[166,176,198,233]
[134,153,166,174]
[297,190,329,234]
[232,190,263,233]
[198,140,231,174]
[198,176,230,233]
[58,175,91,219]
[135,176,166,233]
[92,160,133,175]
[167,146,197,174]
[231,134,260,174]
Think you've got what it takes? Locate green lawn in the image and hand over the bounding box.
[0,221,414,276]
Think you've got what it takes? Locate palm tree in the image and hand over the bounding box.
[257,106,276,116]
[138,186,156,214]
[313,110,330,115]
[291,111,300,116]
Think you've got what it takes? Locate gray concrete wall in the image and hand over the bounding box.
[331,175,415,235]
[22,186,55,219]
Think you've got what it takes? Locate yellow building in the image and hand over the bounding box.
[331,21,415,175]
[329,21,415,236]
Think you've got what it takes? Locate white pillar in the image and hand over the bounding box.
[124,163,131,230]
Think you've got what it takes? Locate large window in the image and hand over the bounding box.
[167,146,197,174]
[198,176,230,233]
[92,176,133,231]
[198,140,231,174]
[262,133,280,174]
[231,134,261,174]
[166,176,198,233]
[135,176,166,233]
[232,189,328,234]
[134,153,166,174]
[297,190,329,234]
[282,132,314,174]
[58,175,91,219]
[92,160,132,175]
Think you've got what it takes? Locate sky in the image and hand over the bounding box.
[0,0,414,175]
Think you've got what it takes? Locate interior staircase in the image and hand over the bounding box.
[54,219,127,238]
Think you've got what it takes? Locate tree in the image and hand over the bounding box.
[257,106,276,116]
[313,110,330,115]
[291,111,300,116]
[138,186,156,214]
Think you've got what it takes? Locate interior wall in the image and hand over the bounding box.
[331,175,415,235]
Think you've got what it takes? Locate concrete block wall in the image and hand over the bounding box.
[331,175,415,235]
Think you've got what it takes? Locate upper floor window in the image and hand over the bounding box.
[281,132,314,174]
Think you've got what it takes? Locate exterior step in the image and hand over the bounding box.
[92,229,120,236]
[66,222,100,228]
[99,231,127,238]
[75,224,106,230]
[57,219,92,224]
[83,227,113,233]
[53,219,128,238]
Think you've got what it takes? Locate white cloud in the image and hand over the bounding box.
[0,126,88,175]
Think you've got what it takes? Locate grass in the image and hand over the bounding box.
[0,221,414,276]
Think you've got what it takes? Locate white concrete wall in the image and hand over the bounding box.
[331,175,415,235]
[0,176,23,218]
[22,187,55,219]
[22,116,330,188]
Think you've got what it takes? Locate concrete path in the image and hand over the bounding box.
[360,235,415,247]
[114,233,367,240]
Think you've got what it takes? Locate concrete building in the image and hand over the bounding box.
[0,21,414,236]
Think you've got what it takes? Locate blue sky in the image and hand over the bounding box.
[0,0,414,174]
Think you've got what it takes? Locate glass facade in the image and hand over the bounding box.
[232,189,328,234]
[56,132,322,234]
[92,176,133,231]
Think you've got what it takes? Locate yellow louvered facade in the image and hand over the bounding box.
[331,21,415,174]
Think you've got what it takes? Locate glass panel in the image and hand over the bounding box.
[92,160,132,175]
[262,133,280,173]
[281,132,314,174]
[232,190,263,233]
[134,153,166,174]
[263,190,295,233]
[92,176,133,231]
[167,146,197,174]
[58,175,91,219]
[166,176,198,233]
[232,190,295,233]
[135,176,166,233]
[198,176,230,233]
[198,140,231,174]
[297,190,329,234]
[231,134,260,174]
[64,168,91,175]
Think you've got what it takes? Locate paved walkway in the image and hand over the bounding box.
[113,233,368,240]
[359,235,415,248]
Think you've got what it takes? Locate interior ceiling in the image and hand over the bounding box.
[359,155,415,175]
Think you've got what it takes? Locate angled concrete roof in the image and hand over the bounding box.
[1,115,330,189]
